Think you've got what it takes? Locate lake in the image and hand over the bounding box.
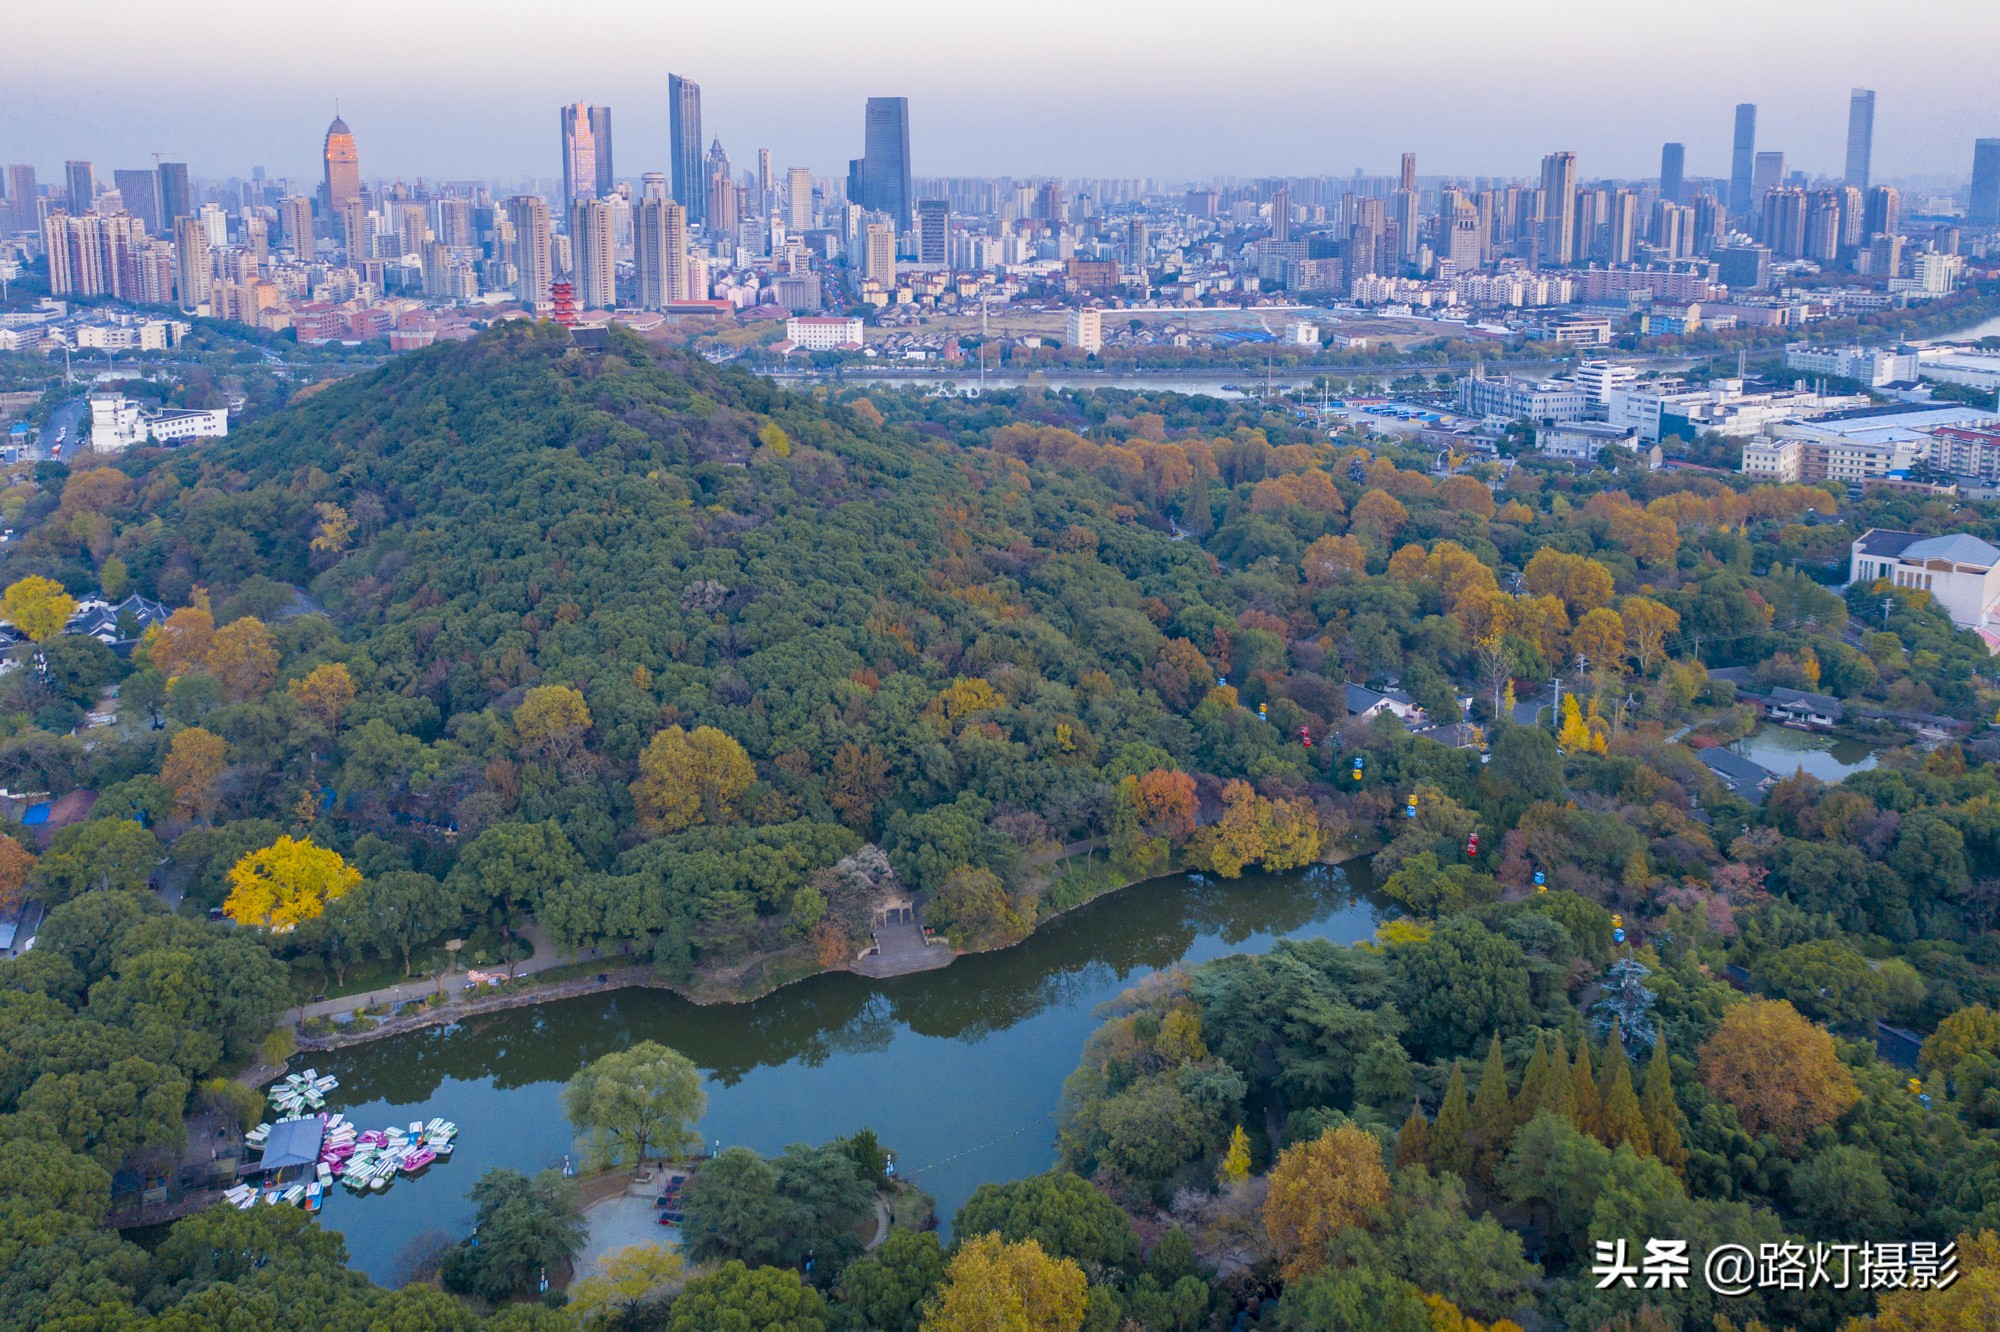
[308,862,1383,1284]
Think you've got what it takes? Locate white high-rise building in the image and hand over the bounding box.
[509,195,553,307]
[572,197,617,311]
[1067,306,1102,354]
[788,167,813,232]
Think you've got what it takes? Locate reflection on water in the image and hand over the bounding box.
[312,864,1382,1283]
[1738,723,1879,783]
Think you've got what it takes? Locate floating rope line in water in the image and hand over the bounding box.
[909,1111,1057,1175]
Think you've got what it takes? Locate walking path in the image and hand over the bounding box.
[296,922,598,1021]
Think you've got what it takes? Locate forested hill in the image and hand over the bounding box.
[6,317,1336,986]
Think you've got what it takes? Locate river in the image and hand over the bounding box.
[309,862,1383,1284]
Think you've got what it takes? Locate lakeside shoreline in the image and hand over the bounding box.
[292,846,1368,1053]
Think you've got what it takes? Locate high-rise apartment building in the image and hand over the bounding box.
[572,196,616,310]
[1845,89,1876,190]
[1399,152,1416,193]
[2,165,36,234]
[756,149,773,215]
[44,212,107,297]
[787,167,813,232]
[1270,185,1292,242]
[1761,188,1808,258]
[1729,103,1757,219]
[668,74,703,225]
[1972,140,2000,227]
[64,161,94,215]
[1865,185,1901,238]
[322,117,360,213]
[854,97,913,232]
[862,221,895,285]
[278,195,313,254]
[916,199,948,268]
[1659,143,1684,205]
[1752,152,1786,215]
[1609,189,1639,264]
[634,193,688,309]
[509,195,553,306]
[338,195,367,265]
[173,215,211,307]
[1539,151,1577,265]
[114,168,163,233]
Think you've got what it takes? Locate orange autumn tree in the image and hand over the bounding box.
[1699,998,1860,1149]
[146,598,215,677]
[160,726,227,823]
[207,616,278,699]
[0,836,35,915]
[1194,779,1323,877]
[287,662,357,731]
[1261,1123,1390,1283]
[223,836,362,931]
[1119,768,1199,842]
[631,725,755,835]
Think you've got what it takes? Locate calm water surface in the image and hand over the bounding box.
[311,863,1382,1283]
[1737,722,1880,783]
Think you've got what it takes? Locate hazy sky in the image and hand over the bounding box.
[7,0,1998,186]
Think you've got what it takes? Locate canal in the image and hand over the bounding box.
[310,861,1383,1284]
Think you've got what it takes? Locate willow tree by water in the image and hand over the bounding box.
[563,1040,708,1170]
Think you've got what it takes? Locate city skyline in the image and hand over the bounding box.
[5,0,1998,182]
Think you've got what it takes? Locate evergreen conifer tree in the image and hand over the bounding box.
[1571,1034,1602,1138]
[1394,1102,1430,1171]
[1641,1036,1687,1176]
[1598,1020,1652,1154]
[1430,1061,1475,1181]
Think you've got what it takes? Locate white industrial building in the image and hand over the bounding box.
[1851,530,2000,641]
[1783,343,1919,388]
[89,392,228,452]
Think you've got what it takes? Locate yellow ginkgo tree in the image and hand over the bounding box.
[224,835,362,931]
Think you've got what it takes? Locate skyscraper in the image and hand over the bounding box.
[1539,151,1577,265]
[634,188,688,309]
[157,162,193,228]
[1729,102,1757,219]
[1845,89,1876,190]
[1865,184,1901,237]
[857,97,913,233]
[322,116,360,213]
[1399,151,1416,193]
[509,195,553,305]
[668,74,703,225]
[787,167,813,232]
[756,149,773,216]
[1659,143,1684,205]
[559,104,607,206]
[64,161,94,215]
[591,105,614,199]
[114,168,162,234]
[1972,139,2000,227]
